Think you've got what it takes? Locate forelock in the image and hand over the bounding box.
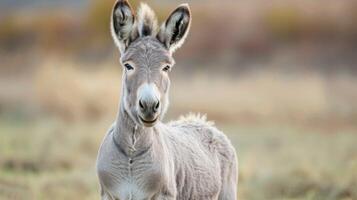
[137,3,158,37]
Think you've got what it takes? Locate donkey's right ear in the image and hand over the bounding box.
[111,0,137,53]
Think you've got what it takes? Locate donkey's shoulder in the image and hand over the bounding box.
[167,113,217,143]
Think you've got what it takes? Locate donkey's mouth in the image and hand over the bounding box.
[138,116,158,127]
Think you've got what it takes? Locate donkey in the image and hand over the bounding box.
[96,1,238,199]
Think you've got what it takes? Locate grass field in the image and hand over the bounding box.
[0,116,356,200]
[1,61,357,200]
[1,0,357,199]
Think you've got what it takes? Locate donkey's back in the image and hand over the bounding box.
[164,114,238,200]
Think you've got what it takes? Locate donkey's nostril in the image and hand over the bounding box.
[139,100,145,109]
[154,101,160,112]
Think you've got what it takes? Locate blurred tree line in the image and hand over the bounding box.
[1,0,357,72]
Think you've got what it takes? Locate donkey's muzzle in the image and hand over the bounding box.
[138,98,160,127]
[137,83,161,127]
[139,99,160,127]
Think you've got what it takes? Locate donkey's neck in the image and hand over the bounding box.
[113,101,155,157]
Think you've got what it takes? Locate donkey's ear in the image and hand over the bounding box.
[157,4,191,53]
[111,0,137,53]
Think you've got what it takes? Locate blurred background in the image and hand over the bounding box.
[1,0,357,199]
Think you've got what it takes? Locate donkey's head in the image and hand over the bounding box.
[111,0,191,127]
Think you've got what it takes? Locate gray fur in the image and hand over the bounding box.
[97,1,238,200]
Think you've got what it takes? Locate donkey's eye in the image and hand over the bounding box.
[162,65,171,72]
[124,63,134,71]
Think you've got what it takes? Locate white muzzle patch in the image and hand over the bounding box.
[137,83,160,105]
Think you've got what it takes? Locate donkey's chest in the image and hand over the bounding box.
[102,158,165,200]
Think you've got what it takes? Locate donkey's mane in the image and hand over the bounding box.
[169,113,214,127]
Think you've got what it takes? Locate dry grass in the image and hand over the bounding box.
[0,59,356,199]
[171,72,328,118]
[0,118,356,200]
[0,57,357,200]
[34,59,121,121]
[227,125,357,200]
[1,0,357,198]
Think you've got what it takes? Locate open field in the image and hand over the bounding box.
[0,116,356,200]
[0,59,357,199]
[1,0,357,199]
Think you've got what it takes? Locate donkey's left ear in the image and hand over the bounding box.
[157,4,191,53]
